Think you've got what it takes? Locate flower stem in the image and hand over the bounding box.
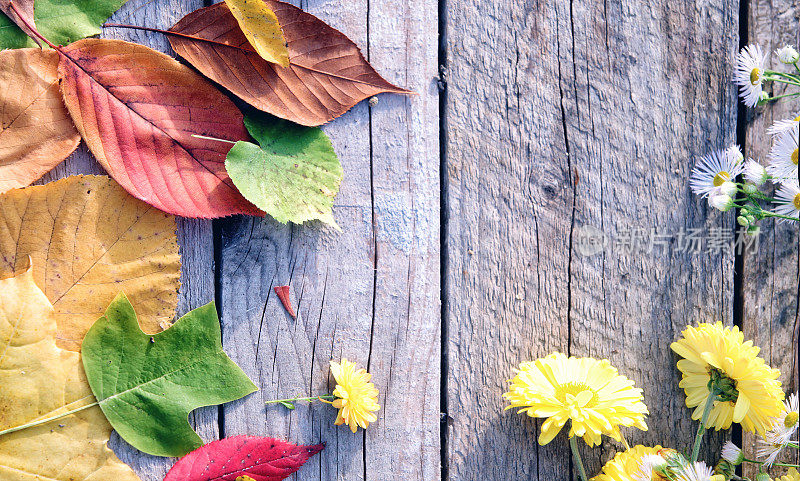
[569,436,589,481]
[265,395,335,405]
[690,388,720,464]
[0,401,99,437]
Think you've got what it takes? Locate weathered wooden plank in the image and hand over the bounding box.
[218,1,440,480]
[39,0,216,478]
[743,0,800,472]
[444,0,739,477]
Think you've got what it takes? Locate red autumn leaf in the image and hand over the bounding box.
[57,38,262,218]
[273,285,296,319]
[162,1,409,126]
[163,436,324,481]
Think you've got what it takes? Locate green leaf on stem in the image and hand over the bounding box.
[81,293,258,457]
[0,0,128,49]
[225,113,343,228]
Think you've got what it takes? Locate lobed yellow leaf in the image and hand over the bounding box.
[0,175,181,351]
[0,267,141,481]
[225,0,290,67]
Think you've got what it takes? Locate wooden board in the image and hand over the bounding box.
[743,0,800,473]
[443,0,741,477]
[217,2,440,481]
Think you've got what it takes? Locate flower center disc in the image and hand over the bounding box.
[713,171,731,187]
[750,68,761,85]
[792,149,799,166]
[793,193,800,210]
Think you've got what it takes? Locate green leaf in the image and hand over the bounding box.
[226,114,343,228]
[0,0,128,49]
[279,401,296,410]
[81,293,258,457]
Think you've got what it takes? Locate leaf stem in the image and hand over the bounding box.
[8,1,57,49]
[0,401,99,437]
[690,388,719,463]
[191,134,237,144]
[569,435,589,481]
[265,395,336,405]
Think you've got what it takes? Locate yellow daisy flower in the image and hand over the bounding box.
[671,322,784,435]
[503,353,649,447]
[779,468,800,481]
[328,359,380,433]
[592,445,671,481]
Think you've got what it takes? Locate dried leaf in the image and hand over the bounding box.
[0,0,129,48]
[224,0,288,67]
[0,48,80,193]
[0,0,38,45]
[0,175,181,351]
[82,294,258,457]
[163,435,324,481]
[273,285,296,319]
[226,114,342,227]
[0,268,141,481]
[57,38,261,218]
[167,1,409,126]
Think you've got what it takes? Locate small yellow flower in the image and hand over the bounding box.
[328,359,380,433]
[778,468,800,481]
[503,352,648,447]
[671,322,784,435]
[592,445,671,481]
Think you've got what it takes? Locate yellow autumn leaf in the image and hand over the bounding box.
[0,175,181,351]
[225,0,290,67]
[0,267,141,481]
[236,477,256,481]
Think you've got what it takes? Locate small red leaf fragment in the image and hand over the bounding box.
[273,285,296,319]
[163,435,324,481]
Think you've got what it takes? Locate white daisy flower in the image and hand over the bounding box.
[690,150,744,197]
[735,45,767,107]
[721,441,744,465]
[767,114,800,136]
[767,129,800,184]
[768,392,799,446]
[727,144,745,163]
[675,462,714,481]
[710,193,734,212]
[743,159,769,185]
[773,183,800,221]
[633,454,667,481]
[757,429,787,466]
[777,45,800,64]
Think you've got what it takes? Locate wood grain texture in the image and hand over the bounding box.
[443,0,739,478]
[39,0,217,477]
[217,1,439,481]
[743,0,800,473]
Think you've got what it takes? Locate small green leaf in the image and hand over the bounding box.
[225,114,343,228]
[0,0,129,49]
[279,401,296,410]
[81,293,258,457]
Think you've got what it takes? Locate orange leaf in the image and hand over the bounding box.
[57,38,261,218]
[0,48,80,193]
[165,1,409,126]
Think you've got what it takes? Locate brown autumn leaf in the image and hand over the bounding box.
[0,175,181,351]
[165,1,409,126]
[0,48,80,194]
[57,38,262,218]
[0,0,39,46]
